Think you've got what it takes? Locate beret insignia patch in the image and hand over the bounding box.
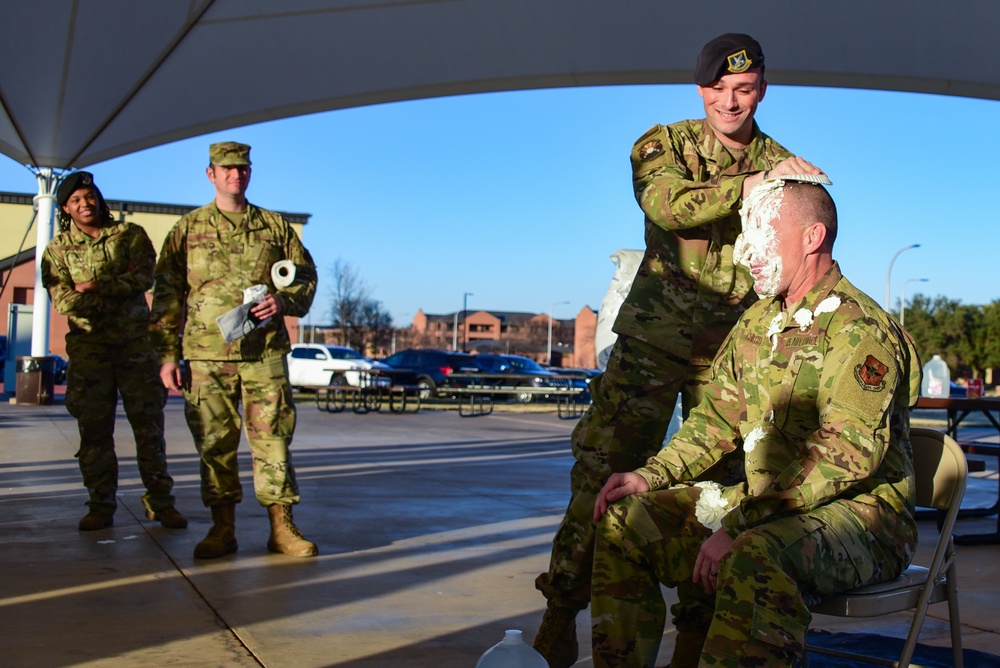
[726,49,752,74]
[638,140,663,161]
[854,355,888,392]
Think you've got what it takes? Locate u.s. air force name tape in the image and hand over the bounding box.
[271,260,296,289]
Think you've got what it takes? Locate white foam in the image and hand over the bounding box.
[737,179,786,297]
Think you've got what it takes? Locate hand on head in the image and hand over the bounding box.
[770,156,825,178]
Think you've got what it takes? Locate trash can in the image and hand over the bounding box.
[15,356,56,405]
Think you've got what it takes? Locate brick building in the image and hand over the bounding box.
[406,307,597,368]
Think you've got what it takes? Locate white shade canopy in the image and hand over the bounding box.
[1,0,997,170]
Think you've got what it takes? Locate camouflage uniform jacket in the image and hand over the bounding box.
[41,221,156,346]
[615,119,792,364]
[149,202,317,363]
[635,262,921,559]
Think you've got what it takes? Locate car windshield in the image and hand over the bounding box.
[506,357,545,373]
[328,347,364,360]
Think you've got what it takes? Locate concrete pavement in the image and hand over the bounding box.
[1,394,999,667]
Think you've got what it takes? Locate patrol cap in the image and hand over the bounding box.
[56,171,100,207]
[694,33,765,86]
[209,141,252,166]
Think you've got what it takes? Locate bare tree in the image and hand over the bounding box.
[361,299,394,356]
[328,259,394,355]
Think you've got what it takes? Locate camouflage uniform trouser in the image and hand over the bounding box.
[536,336,711,610]
[183,356,300,507]
[591,485,907,667]
[65,339,173,515]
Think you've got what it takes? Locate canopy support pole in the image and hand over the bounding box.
[30,168,57,357]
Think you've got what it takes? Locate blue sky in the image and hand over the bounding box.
[1,83,996,326]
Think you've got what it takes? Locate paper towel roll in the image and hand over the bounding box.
[271,260,296,289]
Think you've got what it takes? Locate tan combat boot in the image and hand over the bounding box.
[193,503,238,559]
[267,504,318,557]
[533,603,579,668]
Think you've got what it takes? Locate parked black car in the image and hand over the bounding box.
[379,348,484,399]
[549,366,601,383]
[474,353,581,404]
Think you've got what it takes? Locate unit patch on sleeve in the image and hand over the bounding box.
[638,140,663,161]
[854,355,888,392]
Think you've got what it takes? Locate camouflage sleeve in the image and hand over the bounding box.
[631,124,748,231]
[98,225,156,298]
[723,325,901,533]
[635,325,744,489]
[40,243,104,316]
[275,224,317,318]
[149,223,188,363]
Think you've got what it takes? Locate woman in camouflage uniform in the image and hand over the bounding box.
[41,172,186,531]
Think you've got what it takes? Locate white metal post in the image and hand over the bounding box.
[884,244,920,312]
[899,278,928,326]
[30,168,58,358]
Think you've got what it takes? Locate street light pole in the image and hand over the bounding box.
[547,301,570,366]
[884,243,920,311]
[462,292,473,352]
[900,278,929,327]
[392,312,410,355]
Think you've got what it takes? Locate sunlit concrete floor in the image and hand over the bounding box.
[1,394,999,667]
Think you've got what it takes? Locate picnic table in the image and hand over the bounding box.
[305,368,421,414]
[445,372,589,418]
[916,395,1000,545]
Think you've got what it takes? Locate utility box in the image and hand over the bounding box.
[15,356,56,405]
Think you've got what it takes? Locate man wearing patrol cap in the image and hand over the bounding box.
[150,141,319,559]
[534,33,828,667]
[590,179,919,667]
[41,171,187,531]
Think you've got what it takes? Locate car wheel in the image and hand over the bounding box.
[515,390,533,404]
[330,373,348,387]
[416,376,436,399]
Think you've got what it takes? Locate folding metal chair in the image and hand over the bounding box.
[802,427,967,667]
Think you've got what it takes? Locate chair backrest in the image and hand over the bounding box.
[910,427,967,515]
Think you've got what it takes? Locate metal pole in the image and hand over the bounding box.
[30,168,58,358]
[548,301,569,365]
[899,278,928,327]
[884,244,920,311]
[462,292,473,352]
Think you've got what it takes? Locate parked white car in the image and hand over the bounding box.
[287,344,391,389]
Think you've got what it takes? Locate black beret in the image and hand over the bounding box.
[56,171,97,207]
[694,33,765,86]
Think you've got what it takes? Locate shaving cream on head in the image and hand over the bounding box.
[736,179,785,297]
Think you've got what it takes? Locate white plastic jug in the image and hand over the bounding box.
[921,354,951,397]
[476,629,549,668]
